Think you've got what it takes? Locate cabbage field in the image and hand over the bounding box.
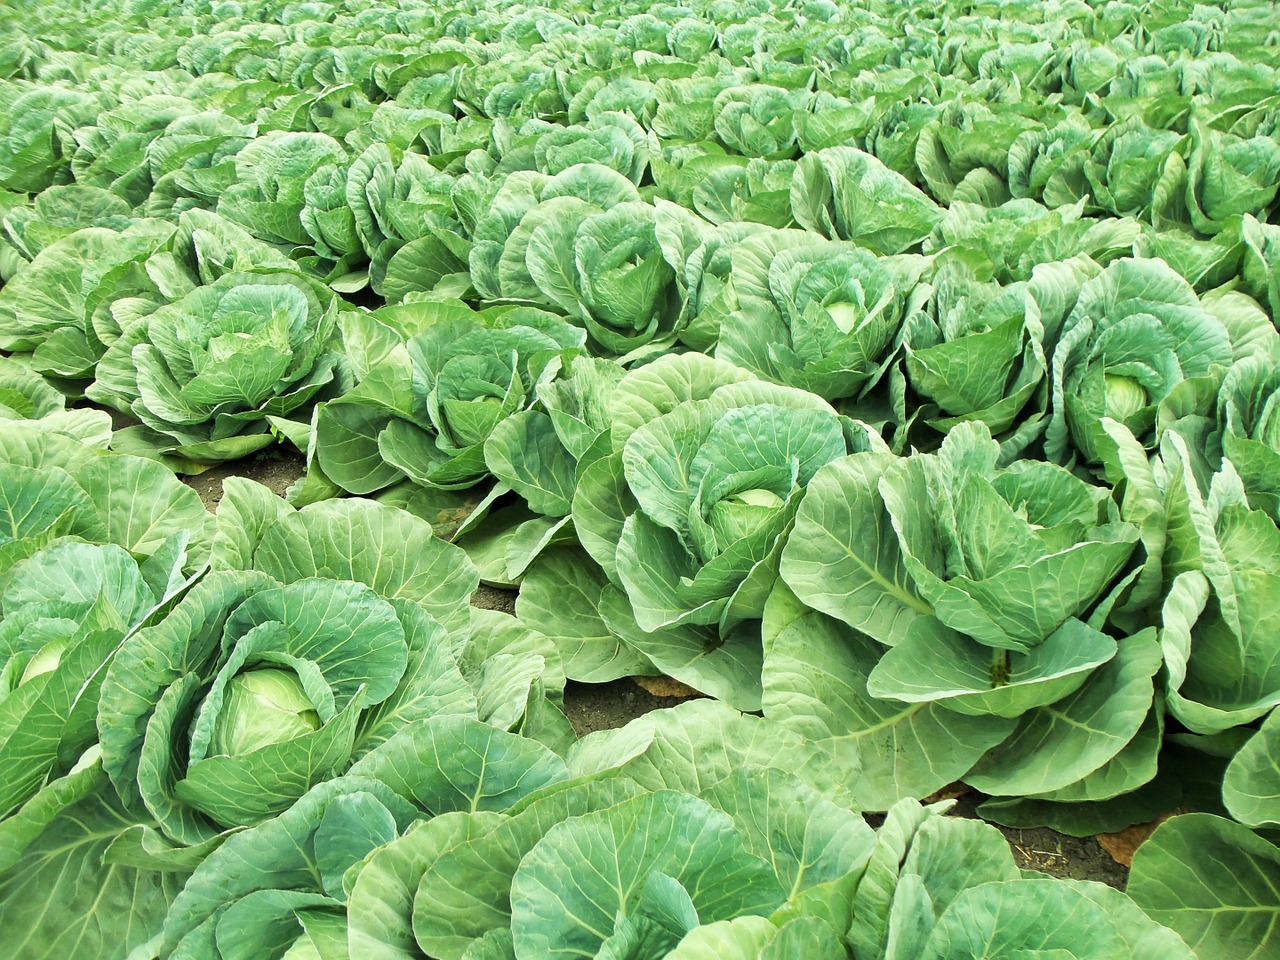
[2,0,1280,956]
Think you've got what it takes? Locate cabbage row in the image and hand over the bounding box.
[2,0,1280,956]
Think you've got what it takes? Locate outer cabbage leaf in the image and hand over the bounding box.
[0,758,188,960]
[509,791,785,960]
[1128,814,1280,960]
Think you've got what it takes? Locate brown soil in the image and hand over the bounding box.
[186,448,307,511]
[946,791,1129,889]
[471,583,517,615]
[562,678,702,737]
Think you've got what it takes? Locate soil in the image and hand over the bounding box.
[187,448,308,511]
[471,583,517,615]
[561,678,702,736]
[194,454,1132,890]
[945,791,1129,889]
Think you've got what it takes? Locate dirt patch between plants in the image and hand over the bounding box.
[472,583,517,615]
[562,678,701,736]
[186,448,308,511]
[945,791,1129,889]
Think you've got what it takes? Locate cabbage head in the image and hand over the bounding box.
[1047,257,1239,464]
[97,572,472,843]
[899,258,1103,454]
[88,271,346,463]
[716,231,923,401]
[0,540,186,819]
[576,367,883,636]
[876,422,1139,655]
[1218,356,1280,520]
[468,164,683,355]
[314,310,584,494]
